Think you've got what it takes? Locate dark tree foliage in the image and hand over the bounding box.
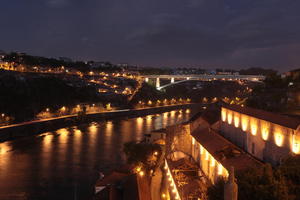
[236,165,289,200]
[208,165,290,200]
[123,141,161,169]
[0,71,102,122]
[129,83,165,104]
[207,178,225,200]
[246,73,289,112]
[279,155,300,200]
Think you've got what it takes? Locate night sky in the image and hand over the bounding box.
[1,0,300,70]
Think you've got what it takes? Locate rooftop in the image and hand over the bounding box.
[191,127,263,172]
[223,104,300,130]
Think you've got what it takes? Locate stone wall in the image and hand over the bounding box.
[166,121,228,184]
[220,107,299,164]
[165,124,192,157]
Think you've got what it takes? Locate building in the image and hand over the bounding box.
[220,104,300,165]
[164,106,263,199]
[94,168,151,200]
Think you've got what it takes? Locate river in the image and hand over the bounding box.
[0,109,195,200]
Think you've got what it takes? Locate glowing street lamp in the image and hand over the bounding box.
[139,171,144,177]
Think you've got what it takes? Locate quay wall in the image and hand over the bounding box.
[0,103,202,142]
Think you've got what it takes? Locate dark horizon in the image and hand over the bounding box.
[1,0,300,71]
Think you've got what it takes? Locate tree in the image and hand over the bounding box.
[236,165,288,200]
[123,141,161,170]
[208,165,289,200]
[279,155,300,199]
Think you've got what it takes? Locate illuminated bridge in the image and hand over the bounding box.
[142,74,265,90]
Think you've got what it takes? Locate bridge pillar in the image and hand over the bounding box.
[171,77,175,83]
[145,77,149,83]
[156,78,160,88]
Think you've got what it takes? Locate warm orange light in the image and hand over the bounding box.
[241,115,248,131]
[218,163,223,175]
[171,111,175,117]
[292,135,300,154]
[210,157,215,167]
[261,122,270,141]
[135,167,141,172]
[137,117,143,123]
[139,171,144,177]
[200,145,204,155]
[275,132,284,147]
[205,150,209,160]
[250,118,258,135]
[227,112,233,124]
[234,114,240,128]
[60,106,66,112]
[221,108,227,122]
[89,123,98,133]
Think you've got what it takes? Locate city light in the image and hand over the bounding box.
[164,160,181,200]
[234,114,240,128]
[227,112,233,124]
[292,135,300,154]
[241,114,248,131]
[139,171,144,177]
[250,118,258,135]
[221,108,227,122]
[275,132,284,147]
[261,121,270,141]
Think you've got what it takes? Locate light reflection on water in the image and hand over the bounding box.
[0,109,195,200]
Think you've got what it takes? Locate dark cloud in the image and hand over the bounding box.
[1,0,300,71]
[45,0,69,7]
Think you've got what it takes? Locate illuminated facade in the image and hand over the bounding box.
[190,137,229,183]
[221,105,300,164]
[165,106,264,199]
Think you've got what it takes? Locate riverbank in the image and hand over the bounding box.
[0,103,202,142]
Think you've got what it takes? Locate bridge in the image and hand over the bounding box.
[142,74,265,90]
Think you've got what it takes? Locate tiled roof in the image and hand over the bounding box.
[223,104,300,130]
[191,127,263,172]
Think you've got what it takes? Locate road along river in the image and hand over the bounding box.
[0,109,196,200]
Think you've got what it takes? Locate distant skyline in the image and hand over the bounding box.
[1,0,300,71]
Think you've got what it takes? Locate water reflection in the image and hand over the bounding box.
[0,109,195,200]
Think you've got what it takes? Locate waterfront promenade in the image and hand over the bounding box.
[0,103,202,142]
